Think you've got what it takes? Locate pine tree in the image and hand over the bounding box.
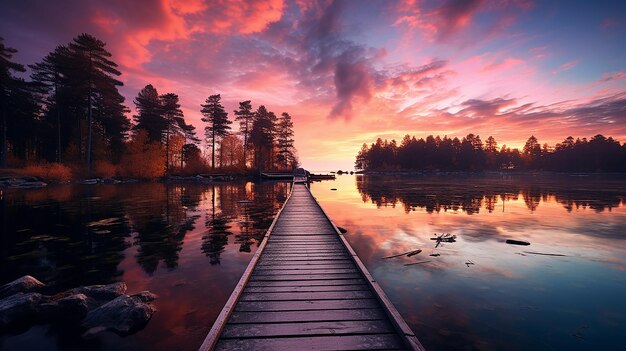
[67,34,126,173]
[133,84,166,143]
[276,112,296,169]
[30,45,71,162]
[160,93,184,172]
[250,105,275,172]
[201,94,231,170]
[0,37,26,168]
[234,100,253,168]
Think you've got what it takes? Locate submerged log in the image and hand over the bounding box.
[506,239,530,246]
[383,249,422,259]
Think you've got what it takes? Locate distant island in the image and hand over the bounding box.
[0,34,298,183]
[355,134,626,172]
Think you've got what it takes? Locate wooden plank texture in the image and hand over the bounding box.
[199,182,424,351]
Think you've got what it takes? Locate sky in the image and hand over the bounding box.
[1,0,625,170]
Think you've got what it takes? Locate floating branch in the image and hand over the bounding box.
[430,233,456,248]
[506,239,530,246]
[523,251,567,257]
[404,260,432,266]
[383,249,422,259]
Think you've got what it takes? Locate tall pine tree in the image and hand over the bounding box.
[67,34,127,172]
[160,93,184,171]
[250,105,275,172]
[276,112,296,169]
[0,37,26,168]
[30,45,71,162]
[133,84,166,143]
[201,94,231,170]
[234,100,253,169]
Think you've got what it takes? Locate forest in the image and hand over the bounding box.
[355,133,626,172]
[0,34,298,180]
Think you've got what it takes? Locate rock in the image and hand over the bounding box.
[131,291,157,303]
[81,294,156,337]
[40,293,89,321]
[0,292,43,328]
[68,282,127,301]
[0,275,45,299]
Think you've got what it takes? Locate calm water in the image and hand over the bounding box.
[0,182,290,351]
[1,175,625,351]
[309,174,626,351]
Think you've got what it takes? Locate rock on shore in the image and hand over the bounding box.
[0,276,156,337]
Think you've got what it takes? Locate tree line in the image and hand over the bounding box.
[355,133,626,172]
[0,34,298,179]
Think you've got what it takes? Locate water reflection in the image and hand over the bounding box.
[356,174,625,214]
[0,181,289,351]
[311,174,626,351]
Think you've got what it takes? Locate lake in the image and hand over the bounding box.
[1,174,625,351]
[310,174,626,351]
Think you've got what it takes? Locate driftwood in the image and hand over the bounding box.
[506,239,530,246]
[429,253,440,257]
[430,233,456,248]
[465,260,475,267]
[523,251,567,257]
[404,260,432,266]
[383,249,422,259]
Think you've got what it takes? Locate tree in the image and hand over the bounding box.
[219,135,244,168]
[485,136,497,153]
[234,100,253,168]
[201,94,231,170]
[120,130,165,178]
[30,45,72,162]
[0,37,26,168]
[68,33,125,173]
[160,93,184,172]
[523,135,541,167]
[249,105,275,172]
[133,84,165,143]
[355,143,369,170]
[276,112,297,170]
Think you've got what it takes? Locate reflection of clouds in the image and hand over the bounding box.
[314,174,626,350]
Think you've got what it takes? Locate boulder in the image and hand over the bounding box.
[81,294,156,337]
[0,275,45,299]
[131,291,157,303]
[68,282,127,301]
[39,293,89,321]
[0,292,43,328]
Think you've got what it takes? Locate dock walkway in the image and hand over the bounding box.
[199,183,425,351]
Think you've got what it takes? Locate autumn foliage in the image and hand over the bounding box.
[120,130,166,179]
[94,161,118,178]
[21,163,73,182]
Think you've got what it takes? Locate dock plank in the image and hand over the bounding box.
[229,308,386,323]
[221,320,395,338]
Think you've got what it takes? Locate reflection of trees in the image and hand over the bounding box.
[125,183,200,275]
[0,185,131,290]
[356,175,625,214]
[202,185,234,265]
[200,181,290,263]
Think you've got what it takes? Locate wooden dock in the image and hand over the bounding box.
[199,183,425,351]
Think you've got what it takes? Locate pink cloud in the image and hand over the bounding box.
[552,60,578,74]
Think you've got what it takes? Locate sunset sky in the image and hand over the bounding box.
[1,0,625,170]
